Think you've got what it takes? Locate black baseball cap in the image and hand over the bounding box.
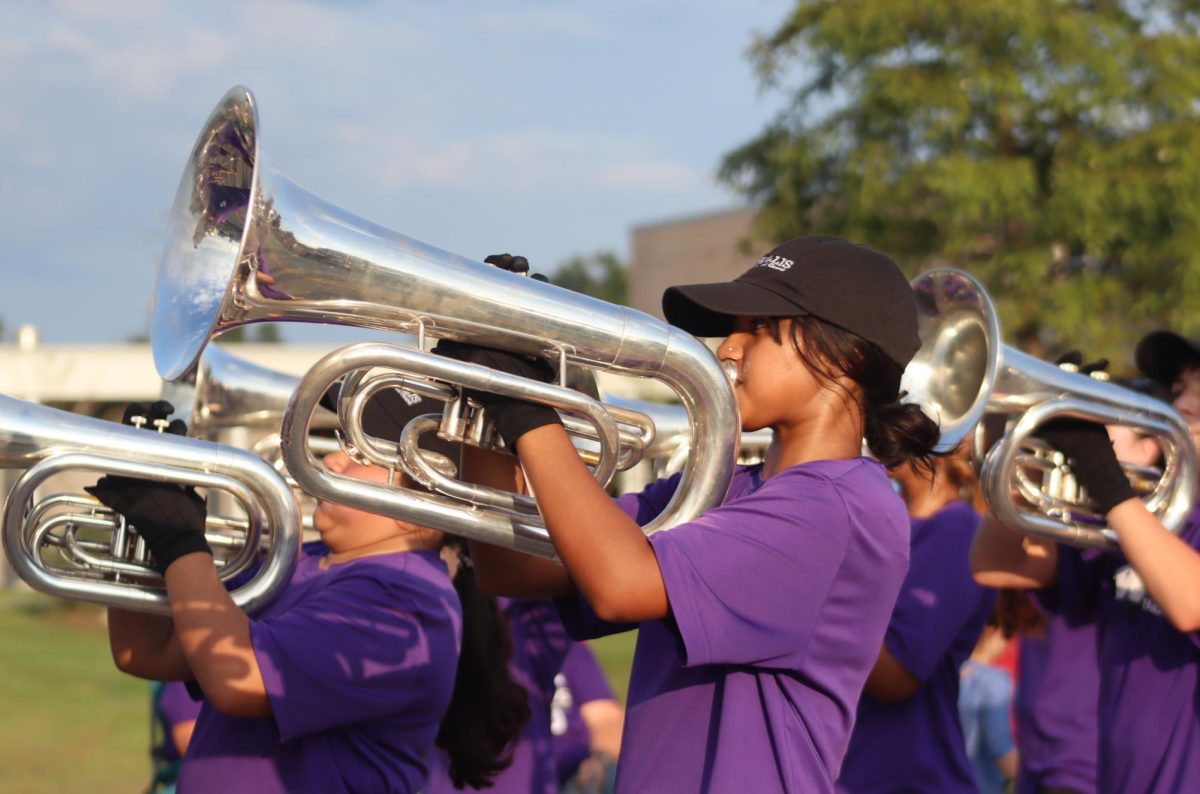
[320,383,459,462]
[662,235,920,372]
[1135,330,1200,389]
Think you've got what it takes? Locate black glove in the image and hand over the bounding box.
[1055,350,1110,377]
[85,477,210,574]
[1037,418,1137,515]
[483,253,550,283]
[122,400,188,436]
[83,400,208,574]
[433,339,562,449]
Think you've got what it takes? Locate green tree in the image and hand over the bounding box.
[551,252,629,305]
[721,0,1200,364]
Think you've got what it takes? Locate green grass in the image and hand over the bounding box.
[0,593,151,794]
[0,591,639,793]
[586,631,638,704]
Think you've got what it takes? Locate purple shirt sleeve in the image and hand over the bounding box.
[559,643,614,706]
[885,503,985,680]
[555,474,684,641]
[650,468,851,668]
[250,561,458,742]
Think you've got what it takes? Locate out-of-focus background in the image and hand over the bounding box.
[3,1,1200,791]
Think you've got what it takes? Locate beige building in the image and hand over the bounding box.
[628,207,759,319]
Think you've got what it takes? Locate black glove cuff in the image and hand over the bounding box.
[491,401,563,450]
[151,531,213,575]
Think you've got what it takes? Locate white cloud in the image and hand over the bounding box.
[328,123,709,195]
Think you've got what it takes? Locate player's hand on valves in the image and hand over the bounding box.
[1037,418,1137,516]
[84,400,209,574]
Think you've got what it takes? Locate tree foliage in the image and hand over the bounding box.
[722,0,1200,363]
[551,252,629,305]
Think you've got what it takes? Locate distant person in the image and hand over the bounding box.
[553,643,623,794]
[959,622,1018,794]
[837,444,996,792]
[147,680,200,793]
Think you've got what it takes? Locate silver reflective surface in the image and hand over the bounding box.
[904,270,1195,550]
[151,86,739,554]
[903,269,1000,452]
[155,87,259,382]
[0,393,301,613]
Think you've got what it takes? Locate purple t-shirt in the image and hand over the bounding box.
[1053,505,1200,793]
[178,548,461,794]
[157,681,203,762]
[552,642,617,784]
[425,598,572,794]
[1014,600,1099,794]
[558,459,910,793]
[837,500,995,793]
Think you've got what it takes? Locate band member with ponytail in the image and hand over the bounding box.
[93,395,528,793]
[837,444,996,793]
[427,541,571,794]
[438,236,944,792]
[971,333,1200,794]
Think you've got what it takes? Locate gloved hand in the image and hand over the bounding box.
[1055,350,1110,377]
[121,400,188,436]
[85,477,210,574]
[433,339,562,449]
[1037,418,1137,516]
[83,400,209,574]
[432,252,561,448]
[483,253,550,283]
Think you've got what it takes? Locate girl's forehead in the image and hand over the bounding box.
[1175,365,1200,392]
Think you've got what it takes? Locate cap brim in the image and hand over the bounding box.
[1135,331,1200,388]
[662,281,801,337]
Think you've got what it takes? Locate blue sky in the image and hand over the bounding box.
[0,0,789,344]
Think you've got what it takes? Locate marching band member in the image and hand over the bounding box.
[553,642,624,794]
[94,397,527,793]
[970,332,1200,794]
[837,446,996,793]
[440,236,943,792]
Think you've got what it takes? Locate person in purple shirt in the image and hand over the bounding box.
[91,393,528,793]
[553,642,623,793]
[837,446,996,793]
[440,237,944,792]
[426,595,572,794]
[149,680,202,793]
[971,331,1200,794]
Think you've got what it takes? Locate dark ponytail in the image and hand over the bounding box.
[770,314,945,473]
[435,540,531,789]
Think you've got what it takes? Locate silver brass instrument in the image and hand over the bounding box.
[153,86,737,558]
[605,394,772,478]
[0,394,301,613]
[902,269,1196,549]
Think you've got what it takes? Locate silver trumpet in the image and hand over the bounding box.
[153,86,737,559]
[0,395,301,614]
[902,269,1196,549]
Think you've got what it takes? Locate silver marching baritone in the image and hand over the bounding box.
[165,343,342,535]
[0,394,301,614]
[153,86,738,559]
[901,269,1197,550]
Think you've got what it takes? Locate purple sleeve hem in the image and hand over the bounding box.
[648,530,708,667]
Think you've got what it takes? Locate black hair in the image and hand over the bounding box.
[435,539,531,789]
[767,314,945,473]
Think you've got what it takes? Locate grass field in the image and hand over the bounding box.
[0,592,150,794]
[0,591,637,792]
